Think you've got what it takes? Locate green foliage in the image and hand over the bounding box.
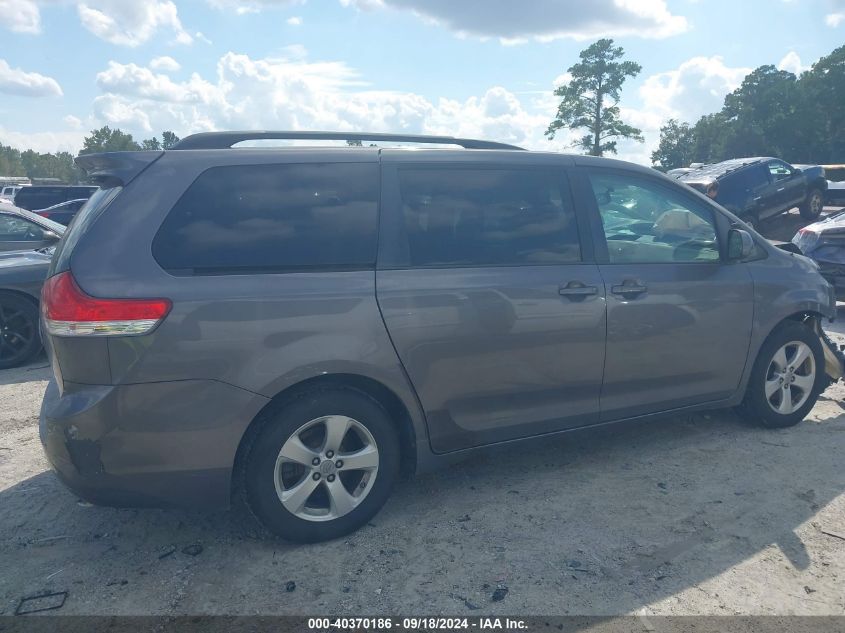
[142,137,162,150]
[0,143,84,183]
[546,38,643,156]
[653,44,845,167]
[80,126,141,154]
[0,128,183,184]
[650,120,696,170]
[161,131,180,149]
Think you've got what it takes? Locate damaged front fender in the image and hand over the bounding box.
[812,319,845,382]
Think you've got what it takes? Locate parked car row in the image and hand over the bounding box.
[0,203,66,368]
[13,185,97,212]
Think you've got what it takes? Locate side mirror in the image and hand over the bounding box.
[727,228,755,260]
[43,230,60,241]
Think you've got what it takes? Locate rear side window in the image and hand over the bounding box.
[50,186,117,275]
[393,167,580,268]
[153,163,379,274]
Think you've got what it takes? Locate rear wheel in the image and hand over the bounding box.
[0,293,41,370]
[243,387,400,542]
[738,321,824,428]
[800,188,824,220]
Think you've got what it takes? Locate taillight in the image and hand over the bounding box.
[41,272,171,337]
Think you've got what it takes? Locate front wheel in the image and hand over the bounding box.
[800,188,824,220]
[738,321,824,428]
[243,387,400,542]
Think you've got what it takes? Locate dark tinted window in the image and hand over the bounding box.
[153,163,379,274]
[744,165,770,189]
[51,186,119,275]
[395,168,580,267]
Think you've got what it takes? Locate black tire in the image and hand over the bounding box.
[0,293,42,370]
[738,321,825,429]
[799,188,824,220]
[243,387,400,542]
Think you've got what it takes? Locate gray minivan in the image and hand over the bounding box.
[39,132,842,542]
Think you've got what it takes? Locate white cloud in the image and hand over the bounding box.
[613,56,751,165]
[827,0,845,25]
[0,58,63,97]
[96,61,216,103]
[552,72,572,88]
[63,114,83,129]
[150,55,181,72]
[826,12,844,26]
[0,0,41,33]
[77,0,193,47]
[89,52,580,156]
[340,0,687,42]
[0,126,85,153]
[286,15,302,25]
[208,0,301,14]
[639,56,751,122]
[777,51,807,75]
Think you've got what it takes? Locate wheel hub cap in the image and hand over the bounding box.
[273,415,380,522]
[765,341,815,415]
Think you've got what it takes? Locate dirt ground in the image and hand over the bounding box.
[1,208,844,617]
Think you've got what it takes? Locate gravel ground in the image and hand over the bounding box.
[1,208,844,617]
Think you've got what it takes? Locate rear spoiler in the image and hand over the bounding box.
[75,151,164,188]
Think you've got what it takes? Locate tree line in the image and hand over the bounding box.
[2,41,843,183]
[651,45,845,170]
[546,40,845,170]
[0,127,180,184]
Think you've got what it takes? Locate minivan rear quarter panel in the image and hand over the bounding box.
[47,149,430,505]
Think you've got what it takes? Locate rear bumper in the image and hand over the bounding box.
[39,378,269,510]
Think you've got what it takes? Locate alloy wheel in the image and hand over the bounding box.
[765,341,815,415]
[273,415,379,521]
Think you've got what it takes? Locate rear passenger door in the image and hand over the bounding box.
[578,167,754,421]
[376,158,607,453]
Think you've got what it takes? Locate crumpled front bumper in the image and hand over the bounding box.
[816,324,845,382]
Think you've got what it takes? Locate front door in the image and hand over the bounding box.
[377,161,607,452]
[763,160,805,216]
[580,168,755,421]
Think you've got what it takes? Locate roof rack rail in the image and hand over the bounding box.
[170,131,524,151]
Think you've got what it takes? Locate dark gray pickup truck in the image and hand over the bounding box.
[681,158,828,227]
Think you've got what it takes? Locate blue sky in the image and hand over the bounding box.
[0,0,843,164]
